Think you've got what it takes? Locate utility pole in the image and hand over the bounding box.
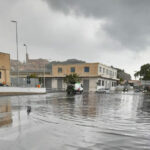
[11,20,19,86]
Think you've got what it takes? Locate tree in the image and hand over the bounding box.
[64,73,81,84]
[134,64,150,80]
[29,73,38,78]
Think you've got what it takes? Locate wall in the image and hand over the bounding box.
[52,63,99,77]
[51,78,57,89]
[89,78,98,92]
[0,87,46,93]
[0,52,10,85]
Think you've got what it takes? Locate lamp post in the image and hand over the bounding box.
[23,44,27,56]
[23,44,29,80]
[44,59,52,88]
[11,20,19,86]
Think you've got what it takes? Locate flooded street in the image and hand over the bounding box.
[0,92,150,150]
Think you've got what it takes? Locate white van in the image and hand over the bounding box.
[74,83,83,93]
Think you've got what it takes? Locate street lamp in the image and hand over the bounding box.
[23,44,29,79]
[44,59,52,88]
[23,44,27,54]
[23,44,28,63]
[11,20,19,86]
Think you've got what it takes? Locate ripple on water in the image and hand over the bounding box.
[0,93,150,150]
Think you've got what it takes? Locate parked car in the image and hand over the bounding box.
[0,83,8,87]
[134,89,140,92]
[0,83,4,86]
[96,88,110,94]
[123,88,128,92]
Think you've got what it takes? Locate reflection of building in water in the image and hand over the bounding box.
[0,100,12,127]
[74,94,97,117]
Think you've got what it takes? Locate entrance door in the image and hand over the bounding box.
[83,79,89,92]
[57,79,62,89]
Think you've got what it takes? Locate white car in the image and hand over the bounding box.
[96,88,110,94]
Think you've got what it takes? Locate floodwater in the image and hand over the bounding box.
[0,92,150,150]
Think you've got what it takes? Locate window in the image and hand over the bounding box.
[0,71,1,79]
[58,68,62,73]
[97,80,101,86]
[99,67,102,72]
[84,67,90,72]
[110,71,112,76]
[106,69,108,75]
[70,67,75,73]
[112,71,114,76]
[103,68,105,73]
[112,82,115,87]
[102,80,104,86]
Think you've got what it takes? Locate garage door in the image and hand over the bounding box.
[45,78,52,89]
[83,79,89,92]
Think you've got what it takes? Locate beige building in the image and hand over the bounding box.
[0,52,10,85]
[52,63,99,77]
[49,63,118,92]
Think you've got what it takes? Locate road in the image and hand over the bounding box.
[0,92,150,150]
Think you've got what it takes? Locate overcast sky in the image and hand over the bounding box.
[1,0,150,78]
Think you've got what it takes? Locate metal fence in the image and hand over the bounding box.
[11,77,40,87]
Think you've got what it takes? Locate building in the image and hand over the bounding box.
[10,58,118,91]
[113,67,131,81]
[128,80,141,87]
[0,52,10,85]
[50,63,118,92]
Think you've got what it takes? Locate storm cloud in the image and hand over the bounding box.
[44,0,150,51]
[1,0,150,77]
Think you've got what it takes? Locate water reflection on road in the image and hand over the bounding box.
[0,92,150,150]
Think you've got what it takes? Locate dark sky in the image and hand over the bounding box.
[1,0,150,77]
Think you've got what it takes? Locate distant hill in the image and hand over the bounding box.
[46,59,86,72]
[49,59,85,65]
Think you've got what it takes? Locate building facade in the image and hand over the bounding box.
[0,52,10,85]
[49,63,118,92]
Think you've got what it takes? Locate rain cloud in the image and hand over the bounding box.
[44,0,150,51]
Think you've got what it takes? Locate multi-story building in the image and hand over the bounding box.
[50,63,118,91]
[0,52,10,85]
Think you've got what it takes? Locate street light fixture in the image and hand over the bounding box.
[23,44,28,63]
[11,20,19,86]
[23,44,27,54]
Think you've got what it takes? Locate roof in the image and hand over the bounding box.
[52,62,99,66]
[0,52,10,55]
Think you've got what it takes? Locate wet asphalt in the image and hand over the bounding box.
[0,92,150,150]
